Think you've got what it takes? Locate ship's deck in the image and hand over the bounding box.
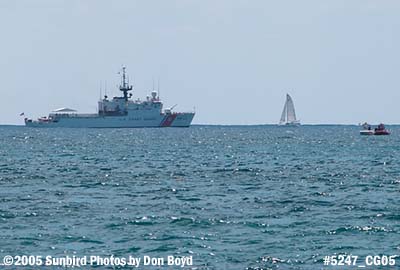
[50,113,99,118]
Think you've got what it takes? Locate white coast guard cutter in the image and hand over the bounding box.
[25,67,195,128]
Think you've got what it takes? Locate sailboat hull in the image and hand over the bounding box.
[279,121,301,127]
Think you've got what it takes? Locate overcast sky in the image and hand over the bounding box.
[1,0,399,125]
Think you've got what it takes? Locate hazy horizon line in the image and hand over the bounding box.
[2,123,398,128]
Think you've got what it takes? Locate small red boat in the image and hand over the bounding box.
[374,123,390,135]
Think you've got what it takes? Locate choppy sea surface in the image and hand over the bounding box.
[1,125,400,270]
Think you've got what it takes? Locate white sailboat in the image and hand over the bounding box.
[279,94,300,126]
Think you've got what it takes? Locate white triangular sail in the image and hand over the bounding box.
[279,100,287,124]
[279,94,300,125]
[286,94,297,122]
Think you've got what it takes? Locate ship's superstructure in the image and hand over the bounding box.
[25,67,195,128]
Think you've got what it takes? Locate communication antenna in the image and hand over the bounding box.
[120,65,123,86]
[157,77,160,98]
[105,80,108,97]
[119,66,133,101]
[99,81,102,100]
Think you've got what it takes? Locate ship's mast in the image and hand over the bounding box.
[119,66,133,101]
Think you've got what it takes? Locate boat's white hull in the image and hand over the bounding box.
[25,113,195,128]
[359,130,374,135]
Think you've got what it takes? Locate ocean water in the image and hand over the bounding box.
[1,125,400,270]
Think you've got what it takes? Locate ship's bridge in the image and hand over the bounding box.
[98,67,163,116]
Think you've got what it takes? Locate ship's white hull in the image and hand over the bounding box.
[25,113,195,128]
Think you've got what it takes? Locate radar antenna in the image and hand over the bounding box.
[119,66,133,101]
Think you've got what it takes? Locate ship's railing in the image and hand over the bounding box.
[163,111,196,115]
[50,113,99,118]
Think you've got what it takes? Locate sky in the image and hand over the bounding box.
[1,0,400,125]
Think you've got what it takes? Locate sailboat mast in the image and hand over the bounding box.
[286,94,289,123]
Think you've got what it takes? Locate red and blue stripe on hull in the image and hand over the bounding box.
[160,114,178,127]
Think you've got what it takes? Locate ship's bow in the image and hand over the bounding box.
[170,112,195,127]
